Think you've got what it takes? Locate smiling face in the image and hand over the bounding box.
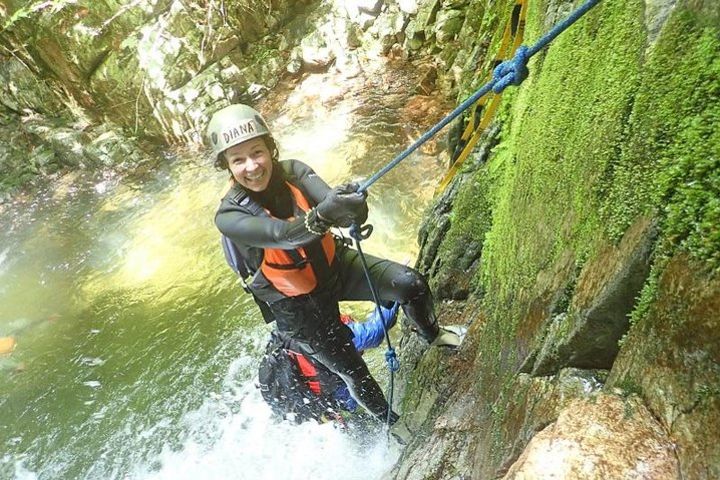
[224,137,274,192]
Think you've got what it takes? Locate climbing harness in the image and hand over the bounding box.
[349,0,602,432]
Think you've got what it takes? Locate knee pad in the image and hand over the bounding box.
[392,267,430,303]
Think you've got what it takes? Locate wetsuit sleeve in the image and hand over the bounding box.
[348,303,399,351]
[215,201,323,249]
[288,160,332,205]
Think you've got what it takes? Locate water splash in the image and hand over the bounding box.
[132,361,401,480]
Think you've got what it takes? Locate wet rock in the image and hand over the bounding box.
[513,250,577,374]
[530,217,657,375]
[430,238,481,300]
[345,0,384,29]
[415,0,443,29]
[434,9,465,44]
[398,0,419,15]
[392,310,608,480]
[356,0,384,15]
[644,0,677,45]
[300,30,337,71]
[346,22,364,49]
[607,254,720,479]
[478,369,607,479]
[371,8,406,54]
[387,43,408,62]
[335,51,363,78]
[404,22,425,51]
[416,65,438,94]
[418,212,450,267]
[503,394,680,480]
[403,0,441,49]
[83,126,146,168]
[0,58,64,114]
[417,184,456,272]
[286,48,304,75]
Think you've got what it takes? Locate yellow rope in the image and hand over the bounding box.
[435,0,528,196]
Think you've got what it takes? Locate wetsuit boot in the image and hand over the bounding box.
[431,325,467,348]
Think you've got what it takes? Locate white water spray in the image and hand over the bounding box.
[131,357,401,480]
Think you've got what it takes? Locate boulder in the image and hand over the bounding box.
[434,9,465,44]
[503,394,679,480]
[300,30,336,71]
[530,217,657,375]
[398,0,419,15]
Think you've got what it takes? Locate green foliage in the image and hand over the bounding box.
[627,272,659,329]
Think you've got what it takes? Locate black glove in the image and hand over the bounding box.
[316,182,368,228]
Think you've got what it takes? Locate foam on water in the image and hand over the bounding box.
[129,358,401,480]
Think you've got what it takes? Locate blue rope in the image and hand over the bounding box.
[348,223,400,428]
[492,45,529,93]
[385,347,400,372]
[358,0,601,193]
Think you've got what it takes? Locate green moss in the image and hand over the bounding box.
[602,9,720,272]
[435,158,499,283]
[480,0,645,309]
[615,378,643,397]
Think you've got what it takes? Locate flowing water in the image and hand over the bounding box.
[0,64,446,479]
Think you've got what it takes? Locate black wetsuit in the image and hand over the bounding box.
[215,159,439,420]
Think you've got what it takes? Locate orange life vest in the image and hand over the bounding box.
[260,183,335,297]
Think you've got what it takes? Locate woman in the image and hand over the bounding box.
[209,104,461,424]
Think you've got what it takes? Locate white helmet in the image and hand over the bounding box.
[206,104,272,158]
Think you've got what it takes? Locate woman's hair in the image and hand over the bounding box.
[213,135,279,171]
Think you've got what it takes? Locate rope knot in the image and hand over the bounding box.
[492,45,530,93]
[349,222,373,241]
[385,347,400,372]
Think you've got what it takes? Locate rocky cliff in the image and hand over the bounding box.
[1,0,718,478]
[394,0,719,478]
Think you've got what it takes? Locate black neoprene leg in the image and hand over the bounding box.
[270,292,394,421]
[303,338,394,420]
[334,244,440,342]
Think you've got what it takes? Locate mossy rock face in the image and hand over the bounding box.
[0,0,324,191]
[2,0,152,114]
[599,5,720,271]
[400,0,719,477]
[0,58,65,114]
[529,217,658,375]
[0,0,317,143]
[433,9,465,44]
[608,254,720,479]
